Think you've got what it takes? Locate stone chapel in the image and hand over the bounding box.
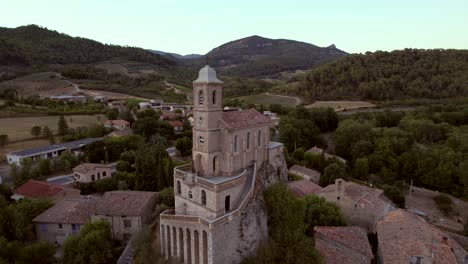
[159,65,286,264]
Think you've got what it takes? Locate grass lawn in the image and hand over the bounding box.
[234,93,301,107]
[305,101,376,111]
[0,114,106,141]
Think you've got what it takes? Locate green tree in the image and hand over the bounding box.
[17,241,56,264]
[41,125,55,143]
[320,163,348,186]
[105,108,119,120]
[303,195,346,236]
[159,187,175,207]
[30,126,42,138]
[135,142,173,191]
[433,194,453,215]
[175,136,192,156]
[381,185,405,208]
[0,135,8,147]
[63,220,116,264]
[353,157,369,180]
[58,115,69,136]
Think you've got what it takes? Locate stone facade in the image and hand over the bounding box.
[73,163,113,183]
[160,65,287,264]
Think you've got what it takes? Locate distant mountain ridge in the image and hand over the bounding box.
[148,50,203,60]
[202,35,347,77]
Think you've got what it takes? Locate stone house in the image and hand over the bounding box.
[288,164,321,183]
[377,209,468,264]
[316,179,395,232]
[104,119,130,131]
[12,179,80,201]
[33,191,158,244]
[314,226,373,264]
[307,146,347,164]
[72,163,114,183]
[169,120,184,134]
[159,65,286,264]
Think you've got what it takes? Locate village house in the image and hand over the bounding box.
[314,226,373,264]
[316,179,395,232]
[288,179,322,198]
[307,146,347,164]
[6,137,103,165]
[12,179,80,201]
[72,163,115,183]
[159,65,286,264]
[50,95,88,103]
[33,191,158,245]
[104,119,130,131]
[263,110,280,126]
[288,164,321,183]
[377,209,468,264]
[160,111,183,121]
[169,120,184,134]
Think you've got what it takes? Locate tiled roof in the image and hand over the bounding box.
[377,209,468,264]
[288,180,322,198]
[314,226,373,264]
[221,108,269,129]
[318,180,385,208]
[14,180,64,198]
[161,112,183,120]
[289,165,321,178]
[33,198,94,224]
[104,119,129,126]
[169,120,183,127]
[73,163,113,174]
[93,191,157,217]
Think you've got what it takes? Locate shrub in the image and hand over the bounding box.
[158,187,174,207]
[288,173,303,181]
[434,194,453,215]
[381,184,405,208]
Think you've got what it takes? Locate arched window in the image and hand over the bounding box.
[188,191,193,199]
[212,90,217,105]
[257,130,261,147]
[176,180,181,194]
[198,90,204,105]
[201,190,206,206]
[246,132,251,149]
[234,135,238,152]
[213,156,217,173]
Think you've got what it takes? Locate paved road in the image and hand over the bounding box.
[47,174,75,186]
[167,147,176,156]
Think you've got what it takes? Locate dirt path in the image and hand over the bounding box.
[264,92,303,105]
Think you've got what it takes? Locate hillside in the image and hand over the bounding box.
[201,35,347,77]
[277,49,468,101]
[148,50,203,60]
[0,25,175,67]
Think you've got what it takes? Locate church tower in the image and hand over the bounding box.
[192,65,223,177]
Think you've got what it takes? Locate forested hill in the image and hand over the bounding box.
[200,35,347,77]
[0,25,175,66]
[296,49,468,100]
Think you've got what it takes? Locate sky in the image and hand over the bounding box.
[1,0,467,55]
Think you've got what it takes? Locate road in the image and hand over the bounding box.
[47,174,75,186]
[264,92,303,106]
[167,147,176,156]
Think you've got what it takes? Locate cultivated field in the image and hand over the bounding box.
[235,93,302,107]
[0,114,106,141]
[305,100,376,111]
[0,72,76,97]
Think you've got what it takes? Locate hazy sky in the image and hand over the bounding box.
[1,0,467,55]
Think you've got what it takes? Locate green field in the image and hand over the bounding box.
[0,114,106,141]
[234,93,301,107]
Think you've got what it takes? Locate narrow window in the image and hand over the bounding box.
[103,171,106,177]
[213,156,217,173]
[258,130,261,147]
[188,191,193,199]
[246,132,251,149]
[201,190,207,206]
[124,220,132,228]
[91,175,95,181]
[234,135,238,152]
[212,90,217,105]
[177,180,181,194]
[199,136,205,144]
[58,223,63,230]
[225,195,231,212]
[198,90,204,105]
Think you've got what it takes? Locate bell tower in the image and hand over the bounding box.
[192,65,223,177]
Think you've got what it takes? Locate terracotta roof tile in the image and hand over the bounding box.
[221,108,269,129]
[377,209,468,264]
[289,165,321,178]
[33,198,94,224]
[93,191,157,216]
[14,180,65,198]
[288,180,322,198]
[169,120,183,127]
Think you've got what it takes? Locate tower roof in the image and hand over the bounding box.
[194,65,223,84]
